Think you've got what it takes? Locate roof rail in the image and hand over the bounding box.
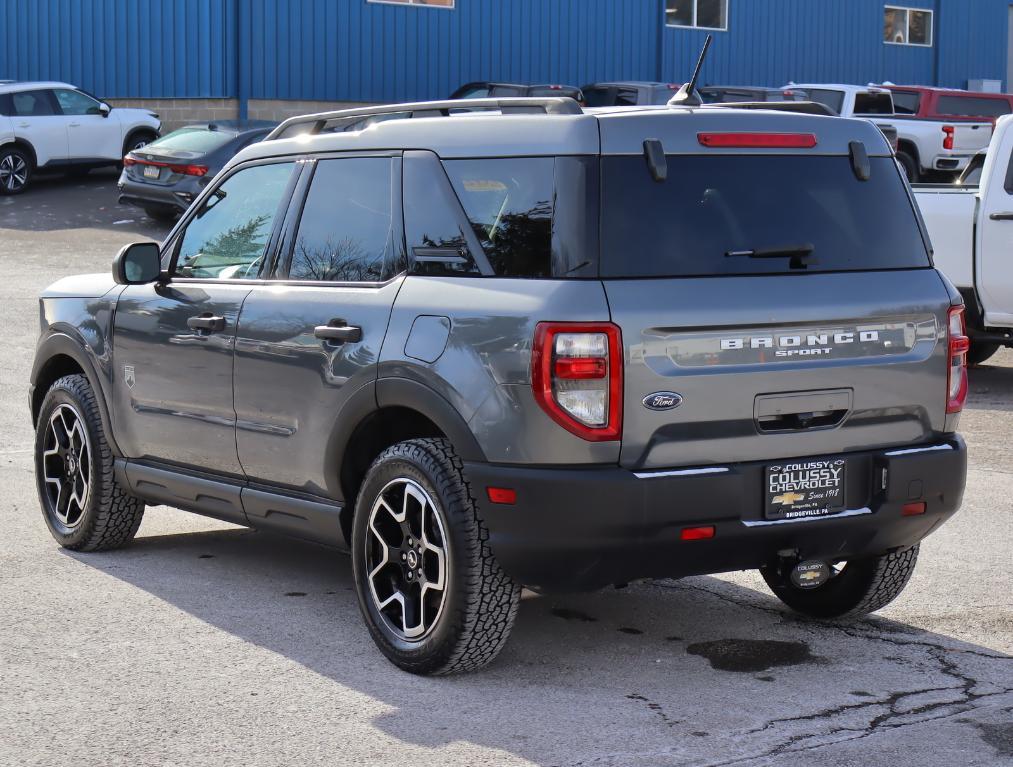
[703,101,838,117]
[266,97,583,141]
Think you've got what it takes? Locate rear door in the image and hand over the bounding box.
[596,139,951,471]
[9,89,67,164]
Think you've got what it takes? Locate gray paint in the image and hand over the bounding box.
[404,315,451,364]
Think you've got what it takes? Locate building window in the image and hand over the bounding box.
[884,6,933,46]
[367,0,454,8]
[665,0,728,31]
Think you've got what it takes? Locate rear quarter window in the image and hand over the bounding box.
[599,154,930,278]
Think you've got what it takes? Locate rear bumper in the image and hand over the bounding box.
[931,153,973,171]
[466,437,966,592]
[117,175,203,212]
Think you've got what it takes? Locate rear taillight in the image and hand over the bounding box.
[122,155,137,166]
[946,306,970,414]
[122,156,208,177]
[532,322,622,441]
[942,125,955,151]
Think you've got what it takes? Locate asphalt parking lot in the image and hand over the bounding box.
[1,171,1011,767]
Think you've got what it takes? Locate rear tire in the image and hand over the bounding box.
[760,545,919,619]
[0,146,32,194]
[34,375,145,551]
[896,151,920,184]
[351,438,521,675]
[967,341,1000,366]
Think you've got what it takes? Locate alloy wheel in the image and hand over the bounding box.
[0,153,28,192]
[40,404,92,529]
[365,478,449,641]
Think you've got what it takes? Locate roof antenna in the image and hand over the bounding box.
[668,34,713,107]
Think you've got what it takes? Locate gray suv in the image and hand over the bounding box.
[30,97,968,675]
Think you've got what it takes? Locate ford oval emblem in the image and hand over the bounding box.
[643,392,683,411]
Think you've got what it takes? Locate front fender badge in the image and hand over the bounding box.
[643,392,683,411]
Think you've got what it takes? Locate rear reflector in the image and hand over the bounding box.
[697,132,818,148]
[680,526,716,541]
[902,502,927,516]
[486,487,517,505]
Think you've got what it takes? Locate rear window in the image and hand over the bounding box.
[600,155,930,278]
[854,92,894,115]
[936,95,1011,118]
[148,127,235,153]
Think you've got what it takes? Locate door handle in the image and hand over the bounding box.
[69,122,81,128]
[314,320,362,344]
[989,212,1013,221]
[187,314,226,332]
[17,123,29,129]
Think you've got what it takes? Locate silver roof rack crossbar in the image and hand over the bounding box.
[266,97,583,141]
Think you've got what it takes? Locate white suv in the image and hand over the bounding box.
[0,81,161,194]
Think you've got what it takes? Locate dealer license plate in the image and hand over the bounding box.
[765,458,846,520]
[143,165,160,179]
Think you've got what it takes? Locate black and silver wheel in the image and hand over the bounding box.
[352,438,520,675]
[761,546,919,619]
[0,147,32,195]
[124,131,156,155]
[34,375,145,551]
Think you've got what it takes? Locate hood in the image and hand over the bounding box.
[42,273,118,299]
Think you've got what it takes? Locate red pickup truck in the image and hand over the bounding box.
[885,85,1013,122]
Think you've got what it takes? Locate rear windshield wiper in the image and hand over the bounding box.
[726,244,815,269]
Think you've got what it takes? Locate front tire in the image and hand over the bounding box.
[34,375,145,551]
[0,146,32,194]
[760,546,919,619]
[352,438,521,675]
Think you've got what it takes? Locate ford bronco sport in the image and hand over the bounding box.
[30,96,967,675]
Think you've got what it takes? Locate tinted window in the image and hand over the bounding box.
[891,90,921,115]
[10,89,56,117]
[936,95,1011,118]
[489,85,524,97]
[0,94,10,116]
[615,88,639,106]
[54,88,101,116]
[175,162,294,280]
[803,89,844,114]
[600,155,930,277]
[404,155,480,276]
[287,158,395,282]
[454,85,491,99]
[583,87,615,107]
[855,93,894,115]
[148,126,236,153]
[445,158,553,277]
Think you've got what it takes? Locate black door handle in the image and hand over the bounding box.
[989,212,1013,221]
[314,320,362,344]
[187,314,226,332]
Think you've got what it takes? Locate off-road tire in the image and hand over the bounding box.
[351,438,521,675]
[967,341,1000,367]
[761,545,919,619]
[34,374,145,551]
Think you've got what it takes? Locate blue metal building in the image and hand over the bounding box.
[1,0,1009,113]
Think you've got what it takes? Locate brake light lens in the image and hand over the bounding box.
[680,526,716,541]
[942,125,955,151]
[122,156,208,177]
[946,305,970,414]
[532,322,622,441]
[697,132,818,148]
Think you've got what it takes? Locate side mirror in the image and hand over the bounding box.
[99,102,111,118]
[113,242,162,285]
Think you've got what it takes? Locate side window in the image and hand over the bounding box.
[174,162,294,280]
[404,153,480,276]
[444,157,554,278]
[287,157,395,283]
[805,89,844,115]
[54,89,101,116]
[11,89,57,117]
[0,94,11,116]
[891,90,920,115]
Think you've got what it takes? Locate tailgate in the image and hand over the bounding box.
[952,123,992,151]
[607,271,950,470]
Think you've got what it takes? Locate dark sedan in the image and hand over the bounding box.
[117,120,276,222]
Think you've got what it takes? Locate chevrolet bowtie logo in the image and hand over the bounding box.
[773,492,805,506]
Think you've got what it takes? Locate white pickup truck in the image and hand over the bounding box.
[914,113,1013,364]
[789,83,993,182]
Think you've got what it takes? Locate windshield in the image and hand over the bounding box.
[146,127,235,154]
[599,155,930,277]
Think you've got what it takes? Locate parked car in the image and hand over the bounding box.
[914,114,1013,365]
[30,96,967,675]
[450,81,583,101]
[117,120,277,222]
[886,85,1013,123]
[699,85,807,104]
[582,81,683,106]
[788,83,992,182]
[0,80,160,194]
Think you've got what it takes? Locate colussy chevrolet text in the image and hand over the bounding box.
[30,95,968,674]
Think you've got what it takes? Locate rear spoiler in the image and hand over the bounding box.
[703,101,838,117]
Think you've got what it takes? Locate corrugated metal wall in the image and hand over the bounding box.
[0,0,1008,101]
